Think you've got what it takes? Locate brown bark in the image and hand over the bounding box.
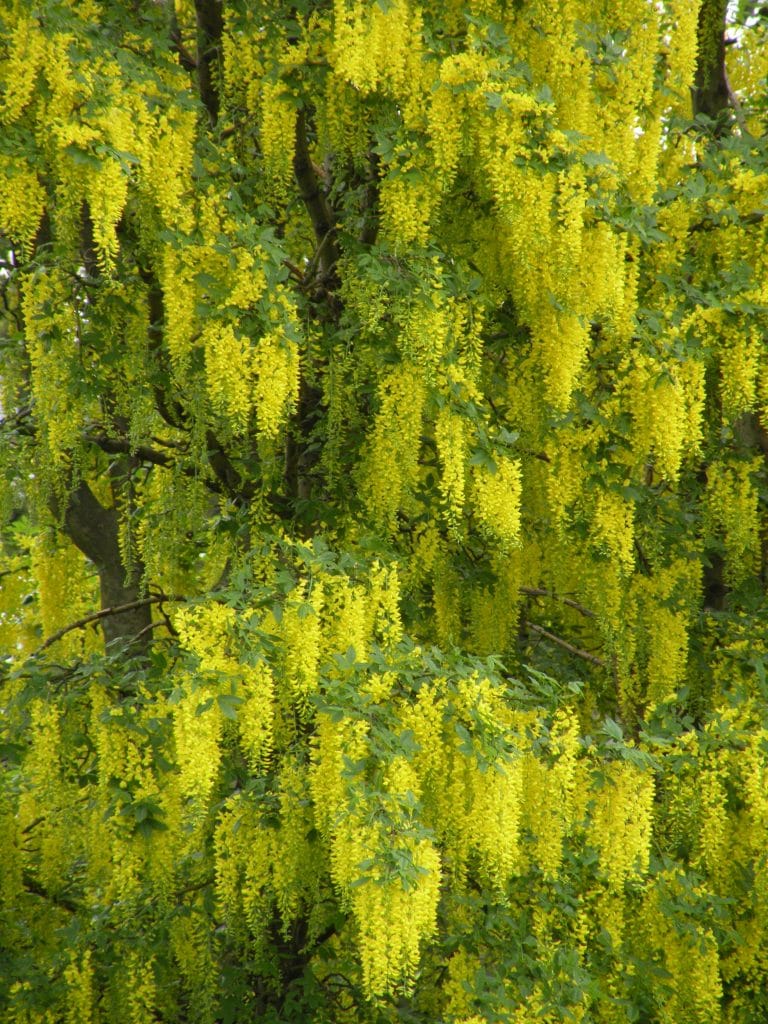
[692,0,732,125]
[61,481,152,652]
[194,0,224,124]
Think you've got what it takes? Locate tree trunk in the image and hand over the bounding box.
[62,481,152,653]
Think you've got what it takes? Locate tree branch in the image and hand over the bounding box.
[33,594,179,656]
[360,151,380,247]
[87,433,173,468]
[23,873,80,913]
[293,109,339,283]
[519,587,596,619]
[692,0,747,131]
[193,0,223,124]
[523,620,606,668]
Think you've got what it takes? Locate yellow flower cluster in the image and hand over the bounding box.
[18,698,70,893]
[203,321,253,431]
[727,30,768,136]
[31,537,98,658]
[470,754,524,888]
[238,660,275,771]
[46,24,192,266]
[554,165,587,284]
[240,826,272,942]
[259,81,297,200]
[160,247,198,369]
[23,270,86,463]
[368,561,404,647]
[694,747,729,879]
[361,361,425,529]
[172,682,224,804]
[169,906,218,1020]
[65,80,139,268]
[622,559,690,704]
[380,165,435,247]
[469,550,522,656]
[64,949,94,1024]
[317,74,371,163]
[587,762,654,891]
[331,0,423,99]
[472,456,522,550]
[399,277,450,373]
[644,606,689,705]
[22,699,62,802]
[613,241,640,342]
[271,762,319,925]
[357,838,441,998]
[435,407,468,531]
[742,732,768,856]
[429,82,463,189]
[174,601,237,668]
[664,0,704,98]
[310,714,368,837]
[324,574,370,660]
[720,324,761,422]
[431,546,462,645]
[126,952,157,1024]
[251,328,300,440]
[0,555,38,659]
[591,491,635,574]
[213,799,245,930]
[228,248,267,308]
[143,108,197,234]
[546,431,587,532]
[0,782,23,931]
[0,8,47,123]
[583,222,627,322]
[521,716,582,880]
[628,361,688,480]
[705,457,762,588]
[218,763,321,940]
[281,595,323,703]
[442,949,481,1017]
[0,157,45,255]
[539,312,589,412]
[220,5,263,115]
[170,604,252,801]
[644,877,723,1024]
[399,676,529,886]
[484,125,549,240]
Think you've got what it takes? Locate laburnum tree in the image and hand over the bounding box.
[2,1,768,1021]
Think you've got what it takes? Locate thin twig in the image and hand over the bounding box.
[22,873,79,913]
[519,587,596,619]
[132,619,173,643]
[34,595,181,655]
[174,875,215,899]
[524,620,606,668]
[21,815,46,835]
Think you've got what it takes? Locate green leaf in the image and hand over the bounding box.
[218,693,244,720]
[602,717,624,742]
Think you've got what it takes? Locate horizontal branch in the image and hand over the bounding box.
[519,587,596,619]
[690,209,766,233]
[21,815,46,836]
[524,620,606,668]
[85,430,236,498]
[34,594,181,656]
[87,433,173,468]
[23,872,79,913]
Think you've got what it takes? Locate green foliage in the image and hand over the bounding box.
[3,0,768,1022]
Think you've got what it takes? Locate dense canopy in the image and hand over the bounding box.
[2,1,768,1022]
